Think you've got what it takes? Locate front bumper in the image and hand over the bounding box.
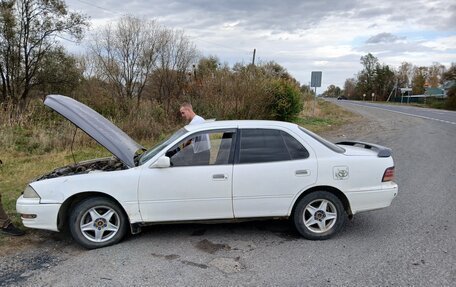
[346,182,398,214]
[16,196,60,231]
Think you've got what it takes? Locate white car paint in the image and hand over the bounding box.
[17,120,398,236]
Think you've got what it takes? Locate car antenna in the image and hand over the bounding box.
[71,126,77,165]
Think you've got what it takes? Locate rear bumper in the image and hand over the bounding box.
[16,196,60,231]
[346,183,398,214]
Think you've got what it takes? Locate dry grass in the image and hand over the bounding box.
[295,98,359,132]
[0,147,111,222]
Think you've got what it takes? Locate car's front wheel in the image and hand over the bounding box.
[69,197,128,249]
[293,191,346,240]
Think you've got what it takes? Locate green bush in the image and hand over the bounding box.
[267,80,303,121]
[445,86,456,110]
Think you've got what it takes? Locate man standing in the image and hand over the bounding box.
[0,194,24,236]
[180,103,205,126]
[179,103,210,164]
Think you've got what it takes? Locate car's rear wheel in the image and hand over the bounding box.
[69,197,128,249]
[293,191,346,240]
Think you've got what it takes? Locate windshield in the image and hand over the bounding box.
[138,128,187,165]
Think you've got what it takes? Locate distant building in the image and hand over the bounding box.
[424,87,444,97]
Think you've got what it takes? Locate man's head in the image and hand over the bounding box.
[180,103,195,122]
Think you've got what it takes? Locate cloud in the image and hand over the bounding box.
[421,35,456,51]
[366,33,406,44]
[64,0,456,89]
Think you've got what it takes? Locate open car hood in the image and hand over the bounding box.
[44,95,144,168]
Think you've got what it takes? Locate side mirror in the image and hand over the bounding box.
[151,156,171,168]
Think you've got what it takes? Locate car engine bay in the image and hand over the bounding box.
[35,157,127,181]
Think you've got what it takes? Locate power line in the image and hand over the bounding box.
[76,0,121,15]
[55,35,80,44]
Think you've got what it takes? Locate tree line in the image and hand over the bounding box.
[322,53,456,109]
[1,0,308,136]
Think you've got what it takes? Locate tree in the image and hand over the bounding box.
[445,85,456,110]
[267,79,302,121]
[261,61,292,79]
[34,46,83,96]
[442,63,455,82]
[354,54,395,101]
[373,64,395,101]
[91,16,161,104]
[322,84,342,98]
[343,78,356,98]
[427,62,445,87]
[0,0,88,112]
[357,53,379,97]
[152,27,198,113]
[412,67,426,95]
[196,55,219,78]
[396,62,413,88]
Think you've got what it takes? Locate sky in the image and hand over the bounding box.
[63,0,456,91]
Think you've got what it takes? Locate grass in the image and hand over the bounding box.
[294,98,358,132]
[0,146,111,225]
[0,99,356,245]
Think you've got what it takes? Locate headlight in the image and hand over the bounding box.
[23,185,40,199]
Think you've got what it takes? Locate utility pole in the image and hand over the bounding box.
[252,49,256,65]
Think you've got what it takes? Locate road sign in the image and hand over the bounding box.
[311,71,322,87]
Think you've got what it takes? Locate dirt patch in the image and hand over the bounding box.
[0,230,68,256]
[195,239,231,254]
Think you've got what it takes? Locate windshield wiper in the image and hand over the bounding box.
[134,148,147,166]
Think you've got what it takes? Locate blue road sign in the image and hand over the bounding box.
[311,71,322,87]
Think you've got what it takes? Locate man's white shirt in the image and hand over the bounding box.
[189,115,210,153]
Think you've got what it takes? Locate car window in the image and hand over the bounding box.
[281,131,309,159]
[138,128,187,165]
[298,126,345,153]
[238,129,293,164]
[166,130,236,167]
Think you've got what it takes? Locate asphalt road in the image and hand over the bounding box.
[334,99,456,125]
[1,102,455,286]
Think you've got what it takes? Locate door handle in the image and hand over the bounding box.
[212,174,228,180]
[296,170,310,176]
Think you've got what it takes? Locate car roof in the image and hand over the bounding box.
[184,120,299,132]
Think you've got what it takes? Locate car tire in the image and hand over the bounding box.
[69,197,128,249]
[293,191,346,240]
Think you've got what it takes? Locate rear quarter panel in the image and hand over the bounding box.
[316,154,394,192]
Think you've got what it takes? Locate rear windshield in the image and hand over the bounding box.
[298,126,345,153]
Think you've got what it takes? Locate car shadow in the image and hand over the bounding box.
[135,219,302,241]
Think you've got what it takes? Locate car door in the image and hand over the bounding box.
[233,128,318,218]
[138,129,237,222]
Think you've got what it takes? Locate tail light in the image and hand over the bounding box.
[382,167,395,182]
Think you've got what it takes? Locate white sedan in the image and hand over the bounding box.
[17,95,398,249]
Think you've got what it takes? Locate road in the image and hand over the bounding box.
[1,102,455,286]
[334,99,456,125]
